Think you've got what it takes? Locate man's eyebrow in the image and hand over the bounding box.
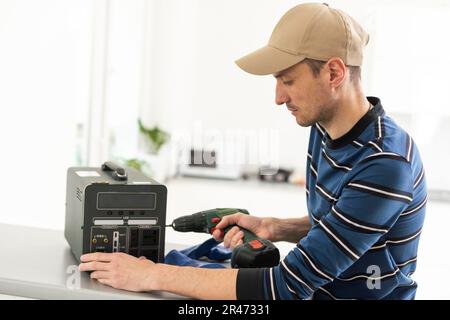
[274,71,289,79]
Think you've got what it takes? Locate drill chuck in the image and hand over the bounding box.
[171,211,209,233]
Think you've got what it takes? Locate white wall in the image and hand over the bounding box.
[0,0,92,229]
[101,0,147,161]
[144,0,311,173]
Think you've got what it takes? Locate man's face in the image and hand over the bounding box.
[274,61,336,127]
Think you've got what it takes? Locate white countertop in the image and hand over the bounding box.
[0,223,187,300]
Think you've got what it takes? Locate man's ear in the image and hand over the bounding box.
[325,58,346,88]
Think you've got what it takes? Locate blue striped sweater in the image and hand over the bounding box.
[236,97,427,300]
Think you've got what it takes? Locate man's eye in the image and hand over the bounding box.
[283,80,294,86]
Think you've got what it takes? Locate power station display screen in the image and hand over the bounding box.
[97,192,156,210]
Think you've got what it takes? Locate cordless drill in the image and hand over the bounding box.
[167,208,280,268]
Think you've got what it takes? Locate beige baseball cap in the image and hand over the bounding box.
[235,3,369,75]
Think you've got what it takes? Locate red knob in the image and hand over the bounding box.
[249,239,265,250]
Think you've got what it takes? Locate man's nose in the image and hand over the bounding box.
[275,81,289,105]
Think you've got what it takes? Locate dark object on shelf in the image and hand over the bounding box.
[179,148,242,180]
[258,168,293,183]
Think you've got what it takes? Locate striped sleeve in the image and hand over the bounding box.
[236,153,414,300]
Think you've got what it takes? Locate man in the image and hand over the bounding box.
[79,3,427,300]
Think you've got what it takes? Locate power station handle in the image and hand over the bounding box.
[101,161,128,181]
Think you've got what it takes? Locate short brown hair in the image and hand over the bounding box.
[303,58,361,82]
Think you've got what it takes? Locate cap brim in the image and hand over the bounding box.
[235,45,306,75]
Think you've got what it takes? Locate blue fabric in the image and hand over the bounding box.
[164,237,232,269]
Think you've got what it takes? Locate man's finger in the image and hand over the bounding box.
[79,261,110,272]
[223,226,240,248]
[80,252,114,262]
[90,271,110,280]
[212,229,224,241]
[216,212,245,229]
[230,231,244,249]
[215,216,229,229]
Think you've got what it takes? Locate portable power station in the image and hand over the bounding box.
[64,161,167,263]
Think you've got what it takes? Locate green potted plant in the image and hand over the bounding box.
[119,157,154,178]
[137,119,170,181]
[138,119,170,155]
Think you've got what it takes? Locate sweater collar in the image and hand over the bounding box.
[323,96,384,150]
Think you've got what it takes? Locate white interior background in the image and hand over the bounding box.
[0,0,449,299]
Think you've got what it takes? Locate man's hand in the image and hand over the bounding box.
[79,252,158,292]
[79,252,239,299]
[212,212,274,249]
